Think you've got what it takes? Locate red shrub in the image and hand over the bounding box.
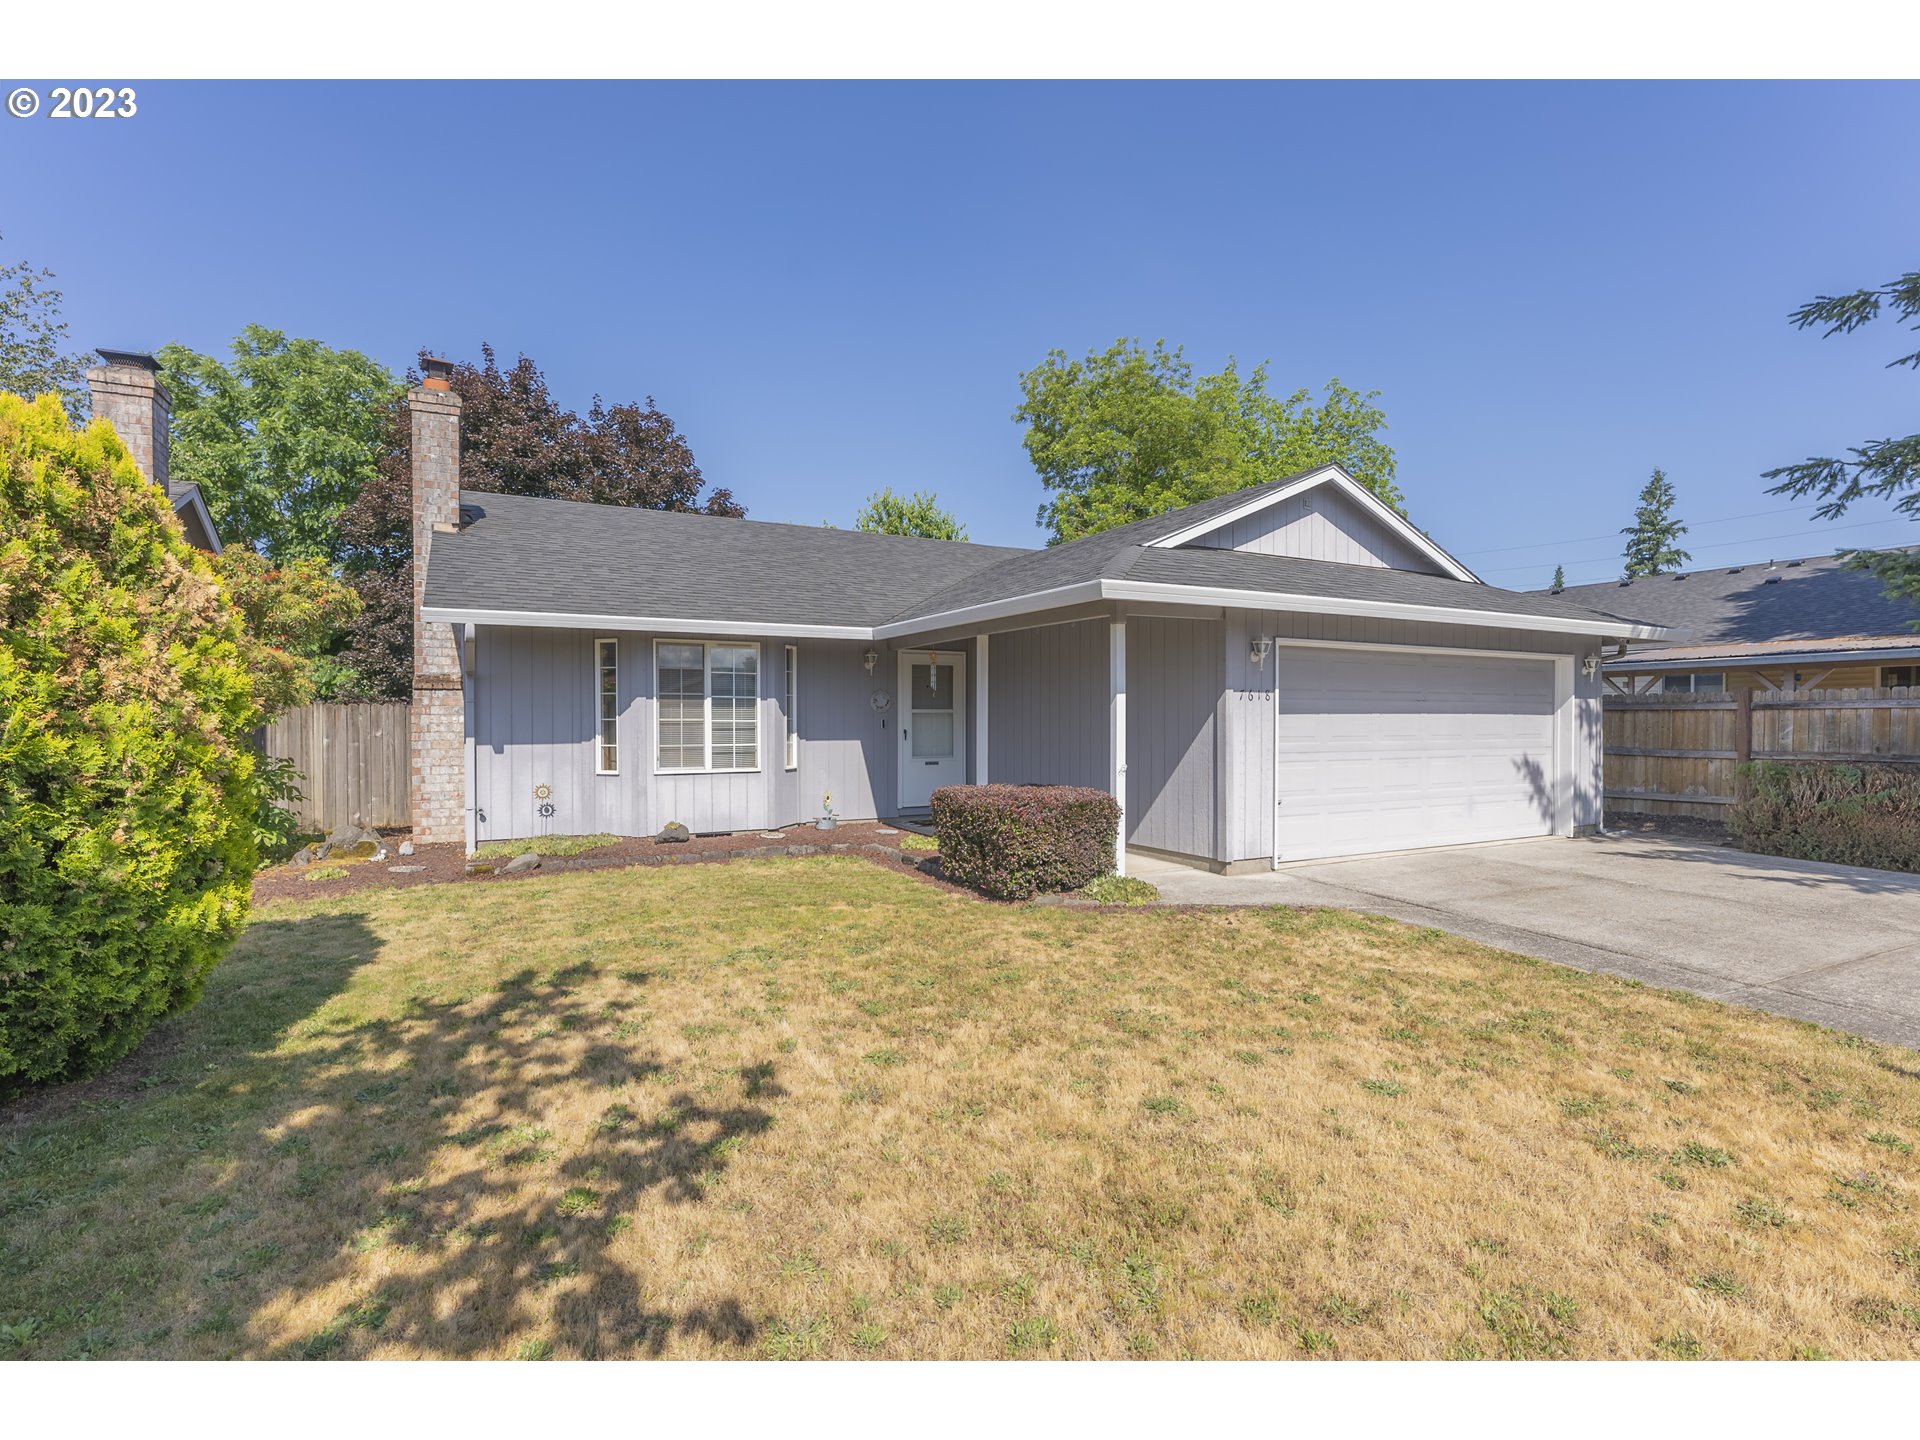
[929,784,1119,900]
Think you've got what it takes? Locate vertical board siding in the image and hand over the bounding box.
[1190,487,1436,571]
[1126,616,1221,857]
[1221,611,1599,862]
[262,702,410,830]
[796,638,905,822]
[986,619,1110,791]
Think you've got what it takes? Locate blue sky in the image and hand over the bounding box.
[7,80,1916,586]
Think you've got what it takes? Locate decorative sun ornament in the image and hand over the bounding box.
[532,782,553,800]
[869,689,892,713]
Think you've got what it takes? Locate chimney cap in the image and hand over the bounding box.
[95,348,162,372]
[419,356,456,390]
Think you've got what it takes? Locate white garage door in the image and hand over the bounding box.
[1273,647,1558,862]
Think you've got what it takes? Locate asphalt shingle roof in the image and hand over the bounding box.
[423,491,1029,629]
[424,474,1647,636]
[1544,551,1920,646]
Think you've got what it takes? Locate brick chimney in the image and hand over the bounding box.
[409,358,466,845]
[86,350,174,496]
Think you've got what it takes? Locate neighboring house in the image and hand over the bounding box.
[1547,552,1920,695]
[405,364,1659,872]
[85,350,222,553]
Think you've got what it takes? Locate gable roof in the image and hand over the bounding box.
[1545,550,1920,649]
[423,482,1660,642]
[1140,464,1480,581]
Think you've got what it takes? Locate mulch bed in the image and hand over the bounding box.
[250,821,959,905]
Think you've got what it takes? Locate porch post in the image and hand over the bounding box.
[1110,618,1127,877]
[975,632,989,785]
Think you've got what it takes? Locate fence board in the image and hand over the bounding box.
[1605,686,1920,819]
[261,702,411,832]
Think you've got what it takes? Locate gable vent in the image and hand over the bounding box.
[1727,567,1744,574]
[1787,559,1804,567]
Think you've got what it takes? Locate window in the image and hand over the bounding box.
[784,645,799,770]
[595,639,619,774]
[1883,666,1919,689]
[1658,672,1725,694]
[655,640,760,772]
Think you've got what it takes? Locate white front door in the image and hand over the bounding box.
[1272,646,1558,862]
[897,650,967,810]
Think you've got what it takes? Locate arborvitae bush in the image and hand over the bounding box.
[1,393,260,1092]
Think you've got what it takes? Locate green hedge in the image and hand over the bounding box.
[930,783,1119,900]
[1,393,261,1093]
[1728,761,1920,873]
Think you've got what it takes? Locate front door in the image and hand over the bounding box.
[897,650,967,810]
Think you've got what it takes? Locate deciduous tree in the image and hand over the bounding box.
[1014,338,1400,545]
[335,347,743,699]
[854,487,968,540]
[158,326,397,562]
[0,237,90,421]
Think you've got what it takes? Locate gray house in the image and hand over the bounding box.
[405,368,1659,874]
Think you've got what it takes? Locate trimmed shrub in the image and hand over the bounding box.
[1,393,261,1093]
[930,783,1119,900]
[1728,761,1920,873]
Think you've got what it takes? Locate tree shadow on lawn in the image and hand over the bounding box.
[1,907,776,1360]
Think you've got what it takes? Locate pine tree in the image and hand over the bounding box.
[1621,468,1691,578]
[1550,563,1566,590]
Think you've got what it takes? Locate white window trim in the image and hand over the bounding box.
[653,638,763,775]
[595,637,619,775]
[784,644,799,770]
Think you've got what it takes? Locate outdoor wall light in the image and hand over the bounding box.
[863,648,879,675]
[1582,654,1600,679]
[1250,637,1272,668]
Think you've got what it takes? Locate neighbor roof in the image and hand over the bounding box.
[424,475,1660,641]
[1545,550,1920,649]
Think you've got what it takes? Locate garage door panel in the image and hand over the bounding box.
[1271,647,1558,862]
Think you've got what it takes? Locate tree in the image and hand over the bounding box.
[854,487,968,540]
[0,236,90,421]
[157,326,397,562]
[1014,338,1400,545]
[1762,270,1920,610]
[210,548,363,715]
[334,347,744,700]
[0,393,261,1092]
[1621,468,1691,577]
[1551,563,1566,590]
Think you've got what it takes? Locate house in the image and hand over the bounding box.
[85,350,222,553]
[406,364,1660,873]
[1547,552,1920,695]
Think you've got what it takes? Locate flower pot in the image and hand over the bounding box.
[815,817,837,831]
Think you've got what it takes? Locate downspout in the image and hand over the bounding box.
[1270,639,1281,871]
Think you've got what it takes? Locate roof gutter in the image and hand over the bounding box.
[1606,645,1920,674]
[429,576,1661,645]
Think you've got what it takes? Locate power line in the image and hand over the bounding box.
[1458,500,1828,558]
[1479,516,1912,578]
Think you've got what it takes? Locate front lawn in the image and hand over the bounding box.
[4,857,1918,1359]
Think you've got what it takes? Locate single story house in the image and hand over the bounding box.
[86,350,222,553]
[1547,551,1920,695]
[405,364,1661,873]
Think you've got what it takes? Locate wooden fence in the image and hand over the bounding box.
[1604,687,1920,819]
[261,702,411,832]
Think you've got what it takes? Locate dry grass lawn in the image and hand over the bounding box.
[4,856,1920,1360]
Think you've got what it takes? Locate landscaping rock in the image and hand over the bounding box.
[501,852,543,874]
[398,840,415,856]
[465,861,496,875]
[875,827,900,835]
[387,864,425,874]
[760,831,786,839]
[655,822,691,844]
[291,846,316,866]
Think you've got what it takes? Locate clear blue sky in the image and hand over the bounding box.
[7,80,1916,586]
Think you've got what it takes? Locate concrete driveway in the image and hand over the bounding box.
[1132,835,1920,1050]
